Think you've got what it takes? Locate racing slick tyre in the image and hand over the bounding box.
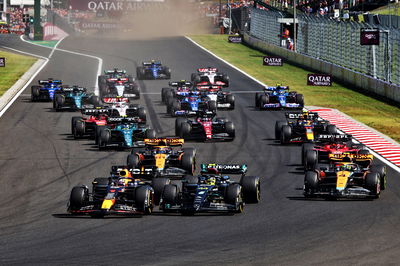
[138,107,147,122]
[305,150,318,171]
[255,93,262,108]
[69,186,89,210]
[275,121,287,140]
[302,143,315,166]
[136,67,145,80]
[95,125,105,145]
[175,117,187,137]
[280,125,292,145]
[193,74,201,85]
[259,95,269,110]
[370,165,387,190]
[164,67,171,79]
[74,120,85,139]
[165,90,175,103]
[181,152,195,175]
[365,172,380,198]
[225,121,235,140]
[208,100,217,112]
[296,94,305,107]
[161,88,169,103]
[145,128,156,139]
[226,184,244,213]
[179,122,191,139]
[55,94,65,111]
[305,171,319,192]
[190,73,197,82]
[182,147,196,158]
[240,176,260,203]
[152,178,171,205]
[222,74,230,86]
[71,116,81,135]
[127,154,140,169]
[31,86,40,101]
[226,94,235,110]
[132,85,140,100]
[89,95,101,107]
[98,128,111,150]
[327,125,338,134]
[135,186,154,215]
[170,100,181,117]
[128,75,134,83]
[162,184,179,207]
[359,149,370,155]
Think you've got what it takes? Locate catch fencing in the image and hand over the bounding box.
[248,8,400,85]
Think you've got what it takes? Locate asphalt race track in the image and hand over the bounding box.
[0,35,400,265]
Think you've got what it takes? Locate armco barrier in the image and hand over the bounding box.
[244,33,400,104]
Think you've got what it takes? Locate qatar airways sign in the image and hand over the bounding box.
[307,74,332,86]
[70,0,165,11]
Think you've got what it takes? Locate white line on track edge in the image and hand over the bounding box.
[185,36,400,174]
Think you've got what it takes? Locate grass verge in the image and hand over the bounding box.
[25,40,58,48]
[189,34,400,142]
[0,49,37,97]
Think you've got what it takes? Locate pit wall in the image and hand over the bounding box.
[244,33,400,104]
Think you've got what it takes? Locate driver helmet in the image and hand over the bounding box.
[206,176,216,186]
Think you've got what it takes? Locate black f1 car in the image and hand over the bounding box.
[136,60,171,80]
[159,163,260,215]
[275,110,337,144]
[175,111,235,141]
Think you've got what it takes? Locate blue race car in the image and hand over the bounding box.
[166,92,216,117]
[31,79,63,101]
[97,117,156,150]
[53,86,100,111]
[136,60,171,80]
[160,163,261,215]
[255,85,304,110]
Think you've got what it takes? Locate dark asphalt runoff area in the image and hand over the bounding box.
[0,35,399,265]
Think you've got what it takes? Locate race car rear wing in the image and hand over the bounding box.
[143,61,161,66]
[144,138,184,146]
[107,117,141,123]
[61,86,86,92]
[169,81,192,87]
[102,97,129,103]
[329,153,373,161]
[285,112,318,120]
[39,79,62,85]
[197,67,218,73]
[82,108,109,115]
[104,69,126,74]
[317,134,352,142]
[200,164,247,174]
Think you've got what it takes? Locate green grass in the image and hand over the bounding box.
[371,3,400,15]
[189,34,400,142]
[0,50,36,96]
[26,40,58,48]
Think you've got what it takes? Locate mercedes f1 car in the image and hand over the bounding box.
[53,86,100,111]
[126,138,196,178]
[275,110,337,144]
[255,85,304,110]
[166,92,216,117]
[136,60,171,80]
[159,163,260,215]
[175,111,235,141]
[304,161,386,199]
[31,79,63,101]
[68,168,155,217]
[191,67,230,87]
[97,117,156,150]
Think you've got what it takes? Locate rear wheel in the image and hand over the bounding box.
[161,184,179,211]
[240,176,260,203]
[98,128,111,150]
[208,100,217,112]
[71,117,81,135]
[327,125,337,134]
[145,129,156,139]
[132,86,140,99]
[170,100,181,116]
[255,93,262,107]
[275,121,287,140]
[135,186,153,214]
[175,117,187,137]
[226,184,243,213]
[296,94,305,107]
[225,121,235,140]
[226,94,235,109]
[161,88,169,103]
[304,171,319,197]
[55,94,65,111]
[152,178,171,205]
[280,125,292,144]
[259,95,269,109]
[365,172,380,198]
[138,107,147,122]
[370,165,386,190]
[31,86,40,101]
[305,150,317,170]
[302,143,315,166]
[127,154,140,169]
[179,122,191,139]
[74,120,85,138]
[181,152,195,175]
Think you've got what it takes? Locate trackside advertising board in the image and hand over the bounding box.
[307,74,332,86]
[0,57,5,67]
[360,28,380,45]
[263,56,283,66]
[228,36,242,43]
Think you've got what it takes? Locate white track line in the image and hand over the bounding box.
[0,47,49,118]
[186,36,400,174]
[20,36,103,95]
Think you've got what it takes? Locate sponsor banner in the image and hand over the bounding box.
[228,35,242,43]
[263,56,283,66]
[69,0,164,11]
[0,57,5,67]
[80,22,119,29]
[307,74,332,86]
[360,28,380,45]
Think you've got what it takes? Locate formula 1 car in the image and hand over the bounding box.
[136,60,171,80]
[68,168,155,217]
[101,78,140,99]
[191,67,230,87]
[53,86,100,111]
[303,161,386,199]
[161,80,193,103]
[166,92,216,117]
[255,85,304,110]
[31,79,63,101]
[71,108,109,139]
[302,134,370,170]
[101,97,147,121]
[98,68,134,88]
[175,111,235,141]
[97,117,156,150]
[159,163,260,215]
[126,138,196,177]
[275,110,337,144]
[196,85,235,110]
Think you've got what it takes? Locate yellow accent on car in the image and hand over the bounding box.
[101,199,115,210]
[336,171,351,190]
[155,154,167,169]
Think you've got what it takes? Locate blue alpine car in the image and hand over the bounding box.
[136,60,171,80]
[167,92,216,117]
[31,79,63,101]
[255,85,304,110]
